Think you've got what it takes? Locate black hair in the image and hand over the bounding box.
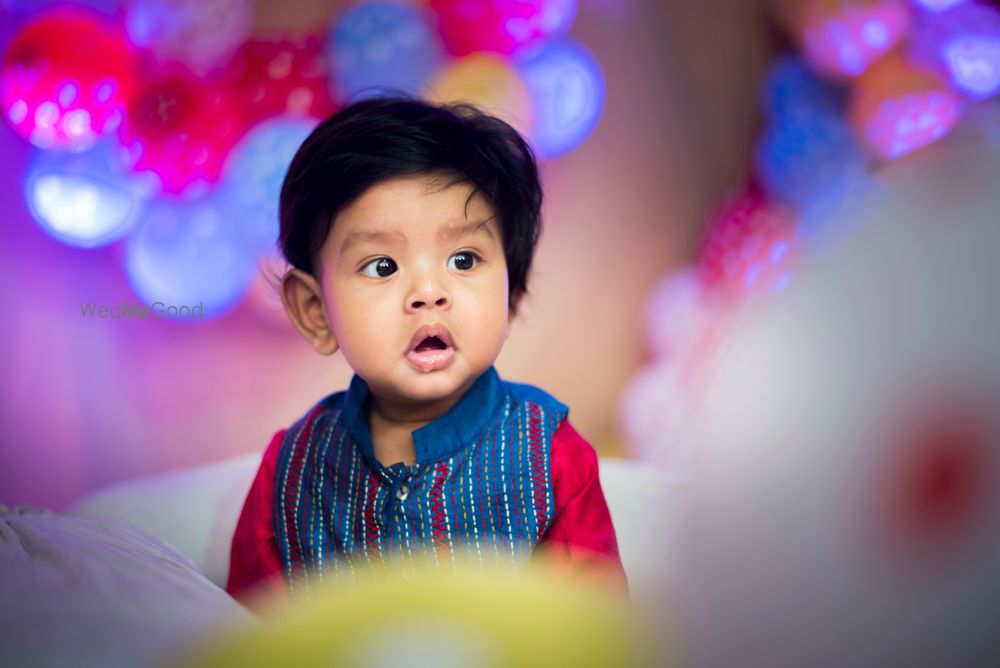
[279,96,543,313]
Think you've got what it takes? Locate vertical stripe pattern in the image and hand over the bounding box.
[273,392,566,590]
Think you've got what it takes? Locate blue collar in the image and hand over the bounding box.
[339,367,504,469]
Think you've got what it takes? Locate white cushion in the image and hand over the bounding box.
[0,504,254,668]
[70,454,263,589]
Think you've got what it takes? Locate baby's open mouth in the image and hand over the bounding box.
[406,325,455,372]
[414,336,448,352]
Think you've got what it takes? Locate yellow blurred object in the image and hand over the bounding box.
[172,556,659,668]
[425,53,534,137]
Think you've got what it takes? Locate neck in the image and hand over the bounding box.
[369,391,464,431]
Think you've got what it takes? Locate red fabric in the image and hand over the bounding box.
[226,429,285,605]
[226,421,627,603]
[536,421,629,594]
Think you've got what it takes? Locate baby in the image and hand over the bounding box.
[227,98,626,602]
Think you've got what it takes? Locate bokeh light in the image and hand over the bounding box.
[124,194,259,318]
[429,0,577,56]
[910,0,1000,100]
[327,1,445,102]
[24,138,156,248]
[119,65,247,196]
[849,51,963,160]
[1,6,135,151]
[124,0,252,75]
[218,115,317,255]
[910,0,968,11]
[226,32,337,124]
[698,184,799,299]
[515,38,605,159]
[426,52,533,135]
[774,0,911,78]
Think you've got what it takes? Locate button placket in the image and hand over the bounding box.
[395,482,409,502]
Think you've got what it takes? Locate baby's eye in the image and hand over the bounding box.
[360,257,398,278]
[448,251,479,272]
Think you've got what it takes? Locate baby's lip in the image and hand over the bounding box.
[407,323,455,353]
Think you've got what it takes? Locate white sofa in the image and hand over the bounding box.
[70,454,684,597]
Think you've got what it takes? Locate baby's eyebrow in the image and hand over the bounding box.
[339,229,406,255]
[438,218,496,242]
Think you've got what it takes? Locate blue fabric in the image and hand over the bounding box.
[274,366,570,587]
[337,366,511,467]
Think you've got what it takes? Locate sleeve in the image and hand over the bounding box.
[535,419,629,595]
[226,429,288,606]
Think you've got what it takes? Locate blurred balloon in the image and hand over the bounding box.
[23,138,155,248]
[426,53,533,135]
[1,6,135,151]
[644,267,715,361]
[910,0,968,10]
[173,557,653,668]
[771,0,910,78]
[218,115,317,255]
[119,64,247,196]
[327,1,445,102]
[2,0,121,14]
[757,55,870,210]
[676,124,1000,668]
[697,183,799,300]
[848,51,963,160]
[761,54,845,122]
[124,194,258,319]
[226,33,337,124]
[124,0,252,75]
[756,105,870,209]
[515,37,605,158]
[429,0,577,56]
[619,359,696,466]
[909,0,1000,100]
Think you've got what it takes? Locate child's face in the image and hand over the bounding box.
[315,173,510,409]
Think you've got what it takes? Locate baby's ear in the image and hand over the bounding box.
[280,268,339,355]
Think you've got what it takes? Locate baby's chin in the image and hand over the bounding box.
[373,365,482,410]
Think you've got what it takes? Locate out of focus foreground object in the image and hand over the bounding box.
[674,106,1000,668]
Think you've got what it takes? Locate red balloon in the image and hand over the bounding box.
[119,63,248,195]
[429,0,577,56]
[1,7,136,151]
[697,182,798,300]
[225,33,338,124]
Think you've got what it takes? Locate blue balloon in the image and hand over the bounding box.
[328,1,445,102]
[124,195,259,320]
[2,0,121,15]
[24,139,156,248]
[219,115,318,255]
[755,108,869,211]
[761,55,844,122]
[516,38,606,159]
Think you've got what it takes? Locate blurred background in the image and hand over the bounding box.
[0,0,997,516]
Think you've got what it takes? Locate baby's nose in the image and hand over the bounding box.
[407,278,450,311]
[410,294,449,309]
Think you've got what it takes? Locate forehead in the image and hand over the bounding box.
[329,173,497,241]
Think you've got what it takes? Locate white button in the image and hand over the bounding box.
[396,483,409,501]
